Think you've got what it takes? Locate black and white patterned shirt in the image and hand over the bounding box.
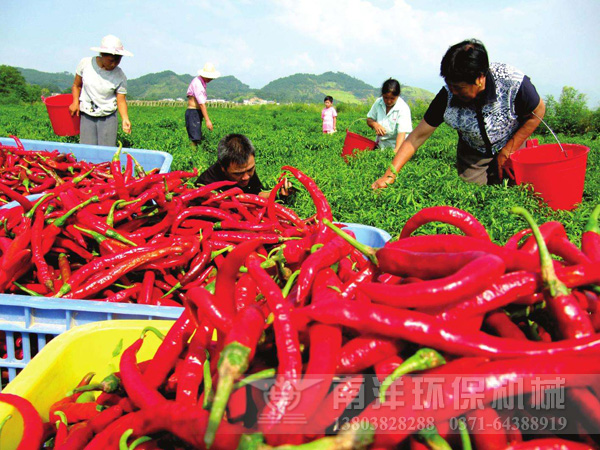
[424,63,540,155]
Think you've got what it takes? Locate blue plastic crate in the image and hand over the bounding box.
[0,137,173,174]
[0,137,173,207]
[0,294,183,389]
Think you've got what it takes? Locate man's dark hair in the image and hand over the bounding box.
[324,95,333,103]
[381,78,401,96]
[440,39,489,84]
[217,134,256,168]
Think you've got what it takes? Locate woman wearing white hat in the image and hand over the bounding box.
[69,35,133,146]
[186,62,221,147]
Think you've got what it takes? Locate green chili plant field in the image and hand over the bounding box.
[0,103,597,244]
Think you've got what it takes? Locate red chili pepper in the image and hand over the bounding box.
[58,253,71,282]
[215,239,266,317]
[387,234,546,273]
[582,204,600,262]
[304,374,364,436]
[295,236,352,306]
[360,254,505,308]
[120,330,167,410]
[0,393,44,450]
[53,410,69,447]
[295,297,600,358]
[337,335,404,374]
[86,401,243,450]
[175,327,211,406]
[139,270,156,305]
[32,208,55,291]
[400,206,491,241]
[64,246,184,299]
[247,254,302,440]
[519,221,591,265]
[484,310,527,339]
[279,269,342,443]
[0,182,33,211]
[374,355,404,382]
[53,401,99,423]
[184,286,233,333]
[236,193,308,231]
[177,180,237,204]
[205,305,265,448]
[464,407,508,450]
[377,247,488,280]
[339,264,376,301]
[364,355,600,448]
[504,439,594,450]
[143,311,195,389]
[438,271,539,321]
[513,207,594,339]
[234,272,259,312]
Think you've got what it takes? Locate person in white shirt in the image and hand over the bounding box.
[69,35,133,146]
[366,78,412,154]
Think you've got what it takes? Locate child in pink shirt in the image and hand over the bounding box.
[322,96,337,134]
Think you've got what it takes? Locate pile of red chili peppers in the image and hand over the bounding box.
[1,139,600,449]
[0,136,140,205]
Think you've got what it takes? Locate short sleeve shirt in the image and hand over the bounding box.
[321,107,337,132]
[367,97,412,148]
[76,57,127,117]
[423,63,541,154]
[187,77,208,105]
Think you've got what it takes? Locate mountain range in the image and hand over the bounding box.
[15,66,434,105]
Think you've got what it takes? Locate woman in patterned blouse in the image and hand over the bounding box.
[372,39,546,188]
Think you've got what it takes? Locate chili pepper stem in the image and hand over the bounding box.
[203,349,214,410]
[511,207,569,297]
[205,342,252,449]
[322,218,378,265]
[13,281,43,296]
[458,418,472,450]
[237,420,374,449]
[129,435,153,449]
[119,428,133,450]
[379,348,446,403]
[54,410,68,427]
[584,204,600,234]
[282,270,301,298]
[234,368,276,390]
[418,425,452,450]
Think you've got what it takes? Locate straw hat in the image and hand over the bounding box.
[197,62,221,79]
[91,35,133,57]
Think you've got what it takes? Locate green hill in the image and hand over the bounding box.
[17,67,73,93]
[127,71,252,101]
[257,71,377,104]
[15,66,434,104]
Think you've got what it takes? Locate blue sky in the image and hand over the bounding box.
[1,0,599,106]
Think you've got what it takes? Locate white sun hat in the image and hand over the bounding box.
[90,35,133,57]
[197,62,221,79]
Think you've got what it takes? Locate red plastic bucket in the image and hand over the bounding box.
[342,130,377,161]
[510,142,589,210]
[44,94,80,136]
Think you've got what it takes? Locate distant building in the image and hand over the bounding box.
[243,97,275,105]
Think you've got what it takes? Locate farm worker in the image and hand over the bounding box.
[186,62,220,147]
[198,134,292,199]
[372,39,546,189]
[322,95,337,134]
[69,35,132,146]
[367,78,413,153]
